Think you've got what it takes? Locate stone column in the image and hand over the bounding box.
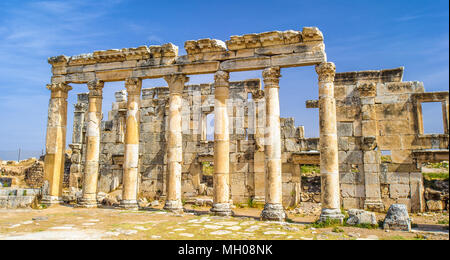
[252,90,266,205]
[121,78,142,210]
[443,98,449,134]
[163,74,189,213]
[211,71,233,216]
[69,97,88,189]
[42,83,72,206]
[261,67,286,221]
[79,80,104,208]
[316,62,344,222]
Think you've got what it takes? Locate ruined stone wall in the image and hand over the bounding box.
[69,66,448,212]
[71,79,310,206]
[332,67,449,212]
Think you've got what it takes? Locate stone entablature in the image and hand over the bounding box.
[48,27,326,84]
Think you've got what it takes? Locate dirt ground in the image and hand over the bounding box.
[0,205,448,240]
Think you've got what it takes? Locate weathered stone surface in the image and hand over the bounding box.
[383,204,411,231]
[346,209,377,225]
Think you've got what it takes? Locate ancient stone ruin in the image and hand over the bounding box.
[40,27,449,221]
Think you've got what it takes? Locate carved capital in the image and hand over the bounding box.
[164,73,189,94]
[46,83,72,93]
[251,89,265,100]
[74,103,87,112]
[46,83,72,98]
[316,62,336,83]
[214,71,230,87]
[262,67,281,86]
[125,77,142,96]
[87,80,104,97]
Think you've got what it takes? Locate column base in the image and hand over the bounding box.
[163,200,184,213]
[41,195,63,206]
[120,200,139,210]
[319,208,344,223]
[210,203,234,217]
[260,203,286,221]
[76,198,99,208]
[364,199,385,212]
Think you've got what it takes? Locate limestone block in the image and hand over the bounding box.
[337,122,353,137]
[347,137,362,151]
[361,120,377,136]
[220,57,271,71]
[338,137,349,151]
[338,151,348,164]
[391,150,413,164]
[271,51,326,67]
[259,31,285,47]
[341,184,355,198]
[353,120,362,137]
[346,209,377,225]
[383,204,411,231]
[363,163,379,174]
[363,151,379,164]
[340,172,357,184]
[302,27,323,42]
[377,136,401,149]
[285,139,298,152]
[342,198,360,209]
[235,163,249,173]
[355,185,365,198]
[347,151,363,164]
[426,200,444,212]
[389,184,410,199]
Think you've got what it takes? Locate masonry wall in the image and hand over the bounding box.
[71,79,311,206]
[332,67,449,212]
[69,67,449,212]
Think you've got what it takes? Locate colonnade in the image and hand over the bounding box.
[42,62,343,222]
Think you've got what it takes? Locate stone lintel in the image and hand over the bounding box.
[413,91,449,103]
[334,67,404,85]
[291,152,320,165]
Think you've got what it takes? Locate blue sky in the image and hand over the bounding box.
[0,0,448,160]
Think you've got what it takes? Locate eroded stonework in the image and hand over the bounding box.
[41,27,449,214]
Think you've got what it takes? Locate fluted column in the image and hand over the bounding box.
[316,62,344,222]
[79,80,104,208]
[163,74,189,213]
[261,67,286,221]
[120,78,142,209]
[42,83,72,206]
[211,71,233,216]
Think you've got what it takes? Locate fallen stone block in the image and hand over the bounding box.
[346,209,377,225]
[383,204,411,231]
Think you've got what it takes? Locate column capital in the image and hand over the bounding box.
[262,67,281,86]
[87,80,104,97]
[316,62,336,83]
[214,71,230,86]
[74,103,87,112]
[251,89,265,100]
[125,77,142,96]
[46,83,72,98]
[164,73,189,94]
